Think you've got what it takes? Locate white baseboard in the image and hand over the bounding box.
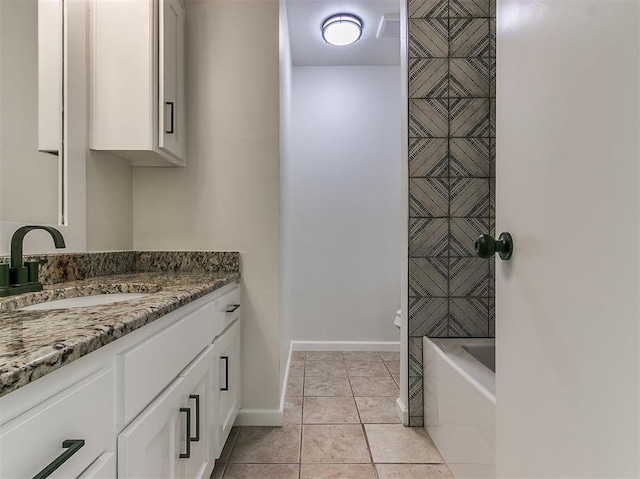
[235,343,292,427]
[279,342,293,415]
[396,397,408,426]
[235,408,284,426]
[291,341,400,352]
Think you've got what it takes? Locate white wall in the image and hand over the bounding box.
[288,66,402,342]
[0,0,59,225]
[86,151,133,251]
[133,0,281,417]
[279,0,293,397]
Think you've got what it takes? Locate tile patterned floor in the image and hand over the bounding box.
[211,351,452,479]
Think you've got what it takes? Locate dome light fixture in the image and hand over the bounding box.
[321,14,363,46]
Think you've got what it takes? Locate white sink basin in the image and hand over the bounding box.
[20,293,151,311]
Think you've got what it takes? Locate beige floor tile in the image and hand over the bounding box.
[355,397,401,424]
[229,426,301,463]
[375,464,454,478]
[305,351,343,361]
[283,396,302,425]
[218,426,241,462]
[222,464,300,479]
[304,374,353,396]
[350,376,399,397]
[378,351,400,362]
[342,351,381,361]
[300,464,376,479]
[291,351,306,361]
[385,361,400,382]
[345,360,390,377]
[302,424,371,463]
[289,360,305,377]
[306,360,348,377]
[287,374,304,397]
[303,396,359,424]
[365,424,443,463]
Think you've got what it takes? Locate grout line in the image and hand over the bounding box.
[361,422,378,475]
[382,360,400,388]
[353,386,364,425]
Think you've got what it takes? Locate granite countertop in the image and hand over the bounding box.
[0,251,240,398]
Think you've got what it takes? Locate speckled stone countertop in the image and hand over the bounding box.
[0,251,240,397]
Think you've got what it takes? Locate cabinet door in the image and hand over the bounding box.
[179,345,215,479]
[119,346,215,479]
[159,0,185,161]
[214,320,241,458]
[118,375,188,479]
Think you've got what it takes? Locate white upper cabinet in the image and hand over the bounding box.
[89,0,186,167]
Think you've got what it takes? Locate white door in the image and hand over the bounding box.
[496,1,640,477]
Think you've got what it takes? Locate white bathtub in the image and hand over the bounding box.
[423,338,495,479]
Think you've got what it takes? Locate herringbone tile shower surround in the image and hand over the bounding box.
[407,0,496,426]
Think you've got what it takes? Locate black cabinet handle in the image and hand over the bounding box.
[33,439,85,479]
[225,304,240,313]
[165,101,174,134]
[221,356,229,391]
[179,407,191,459]
[475,232,514,260]
[189,394,200,442]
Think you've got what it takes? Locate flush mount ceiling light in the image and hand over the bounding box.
[321,14,363,46]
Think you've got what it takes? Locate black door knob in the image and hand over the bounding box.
[475,232,513,260]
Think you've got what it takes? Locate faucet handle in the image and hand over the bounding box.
[9,266,28,286]
[0,264,9,288]
[25,261,40,283]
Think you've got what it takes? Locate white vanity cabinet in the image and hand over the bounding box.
[89,0,186,167]
[118,293,243,477]
[118,346,215,479]
[0,282,241,479]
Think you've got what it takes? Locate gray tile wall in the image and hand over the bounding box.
[406,0,496,426]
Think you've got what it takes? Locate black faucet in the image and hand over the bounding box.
[0,226,66,297]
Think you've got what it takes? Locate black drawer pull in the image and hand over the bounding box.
[179,407,191,459]
[225,304,240,313]
[189,394,200,442]
[33,439,85,479]
[221,356,229,391]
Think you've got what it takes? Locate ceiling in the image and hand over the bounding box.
[286,0,401,66]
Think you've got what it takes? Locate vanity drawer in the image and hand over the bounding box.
[119,300,216,423]
[215,286,240,337]
[0,369,113,479]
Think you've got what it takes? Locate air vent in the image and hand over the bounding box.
[376,14,400,39]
